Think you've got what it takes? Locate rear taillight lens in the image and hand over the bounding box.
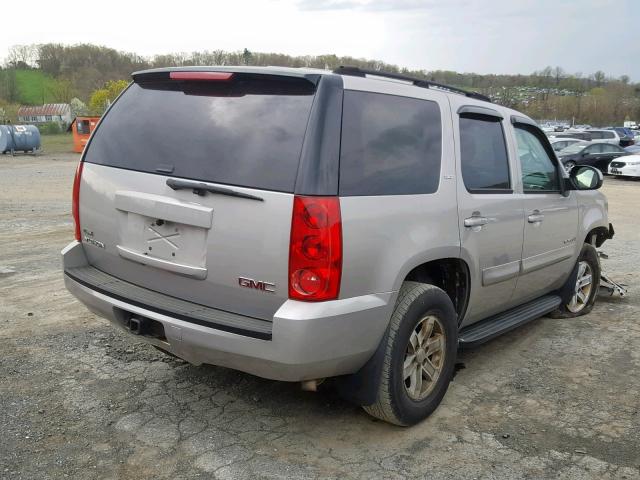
[72,161,84,241]
[289,196,342,301]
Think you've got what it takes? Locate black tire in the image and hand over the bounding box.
[363,282,458,426]
[550,243,600,319]
[564,160,576,172]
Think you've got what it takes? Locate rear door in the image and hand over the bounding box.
[451,101,525,324]
[510,121,579,303]
[79,72,319,320]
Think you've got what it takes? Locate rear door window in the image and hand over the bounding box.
[459,114,511,193]
[602,144,623,153]
[84,76,316,192]
[339,91,442,196]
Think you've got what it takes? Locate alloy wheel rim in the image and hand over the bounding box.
[567,261,593,313]
[403,314,445,401]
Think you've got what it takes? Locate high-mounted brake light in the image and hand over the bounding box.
[289,196,342,301]
[169,71,234,81]
[72,161,84,241]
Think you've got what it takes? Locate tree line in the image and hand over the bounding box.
[1,43,639,125]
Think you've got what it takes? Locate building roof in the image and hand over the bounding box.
[17,104,70,117]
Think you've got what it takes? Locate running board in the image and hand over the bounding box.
[459,295,561,348]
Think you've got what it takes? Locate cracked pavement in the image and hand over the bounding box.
[1,153,639,479]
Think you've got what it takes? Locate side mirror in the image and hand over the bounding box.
[569,165,603,190]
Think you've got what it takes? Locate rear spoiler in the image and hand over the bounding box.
[132,67,322,86]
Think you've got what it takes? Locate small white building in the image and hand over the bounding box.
[17,103,72,126]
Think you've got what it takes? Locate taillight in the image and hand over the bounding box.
[72,161,84,241]
[289,196,342,301]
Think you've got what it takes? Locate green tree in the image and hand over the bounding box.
[242,48,252,65]
[89,79,129,114]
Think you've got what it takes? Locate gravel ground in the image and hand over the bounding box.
[1,153,639,480]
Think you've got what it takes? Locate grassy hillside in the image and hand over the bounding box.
[15,70,59,105]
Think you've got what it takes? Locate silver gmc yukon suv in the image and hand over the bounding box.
[62,66,614,425]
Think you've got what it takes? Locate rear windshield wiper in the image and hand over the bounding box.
[166,178,264,202]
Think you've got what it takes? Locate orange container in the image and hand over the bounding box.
[70,116,100,153]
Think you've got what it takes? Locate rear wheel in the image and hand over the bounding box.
[363,282,457,426]
[564,160,576,172]
[550,243,600,318]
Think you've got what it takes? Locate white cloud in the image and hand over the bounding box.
[1,0,638,79]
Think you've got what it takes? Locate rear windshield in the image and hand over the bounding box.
[84,75,316,192]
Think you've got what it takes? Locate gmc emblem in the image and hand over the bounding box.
[238,277,276,293]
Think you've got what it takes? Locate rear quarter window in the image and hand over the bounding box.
[339,91,442,196]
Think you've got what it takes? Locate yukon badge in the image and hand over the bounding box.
[238,277,275,293]
[82,229,105,249]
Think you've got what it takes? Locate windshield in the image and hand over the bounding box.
[84,76,316,192]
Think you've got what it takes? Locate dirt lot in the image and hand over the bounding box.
[1,152,639,480]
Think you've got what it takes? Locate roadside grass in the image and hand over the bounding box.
[41,134,75,154]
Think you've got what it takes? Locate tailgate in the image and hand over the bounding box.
[78,72,317,320]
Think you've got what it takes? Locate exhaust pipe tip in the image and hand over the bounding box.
[300,379,325,392]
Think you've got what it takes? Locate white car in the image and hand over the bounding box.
[609,155,640,177]
[587,129,622,145]
[549,138,586,152]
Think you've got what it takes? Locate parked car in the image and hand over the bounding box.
[625,144,640,154]
[551,131,593,142]
[557,141,628,172]
[608,127,635,146]
[609,155,640,178]
[587,129,623,146]
[62,66,613,426]
[549,138,586,152]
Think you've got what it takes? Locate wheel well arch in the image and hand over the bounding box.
[404,258,470,324]
[585,225,611,248]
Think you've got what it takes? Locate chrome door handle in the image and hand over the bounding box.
[528,212,545,223]
[464,216,489,228]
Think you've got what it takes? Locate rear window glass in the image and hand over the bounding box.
[84,76,315,192]
[339,91,442,196]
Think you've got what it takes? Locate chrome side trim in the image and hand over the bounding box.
[482,259,521,286]
[521,245,573,275]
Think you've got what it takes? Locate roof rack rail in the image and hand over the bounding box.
[333,66,491,103]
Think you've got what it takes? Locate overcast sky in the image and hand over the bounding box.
[2,0,638,79]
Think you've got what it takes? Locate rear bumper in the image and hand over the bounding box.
[62,241,394,382]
